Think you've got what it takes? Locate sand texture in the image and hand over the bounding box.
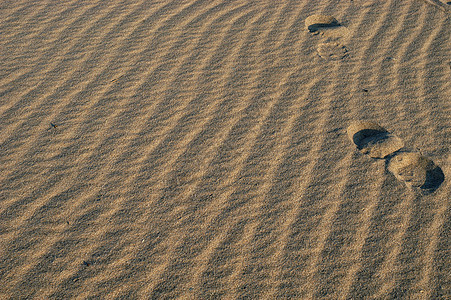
[0,0,450,299]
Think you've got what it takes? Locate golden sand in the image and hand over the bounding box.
[0,0,449,298]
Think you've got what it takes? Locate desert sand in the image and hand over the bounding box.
[0,0,450,299]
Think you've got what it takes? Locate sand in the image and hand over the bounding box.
[0,0,450,299]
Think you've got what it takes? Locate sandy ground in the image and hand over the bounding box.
[0,0,450,299]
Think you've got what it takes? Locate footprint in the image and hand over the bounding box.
[347,121,404,158]
[305,15,340,34]
[317,41,348,60]
[348,121,444,193]
[388,151,444,192]
[305,14,350,60]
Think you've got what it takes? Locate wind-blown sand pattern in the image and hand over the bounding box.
[0,0,449,299]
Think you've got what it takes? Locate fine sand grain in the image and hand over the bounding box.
[0,0,449,299]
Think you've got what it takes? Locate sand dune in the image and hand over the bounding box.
[0,0,449,299]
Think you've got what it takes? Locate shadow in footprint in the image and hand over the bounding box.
[423,165,445,191]
[306,15,340,33]
[347,121,404,158]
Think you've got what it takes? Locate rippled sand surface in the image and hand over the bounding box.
[0,0,449,298]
